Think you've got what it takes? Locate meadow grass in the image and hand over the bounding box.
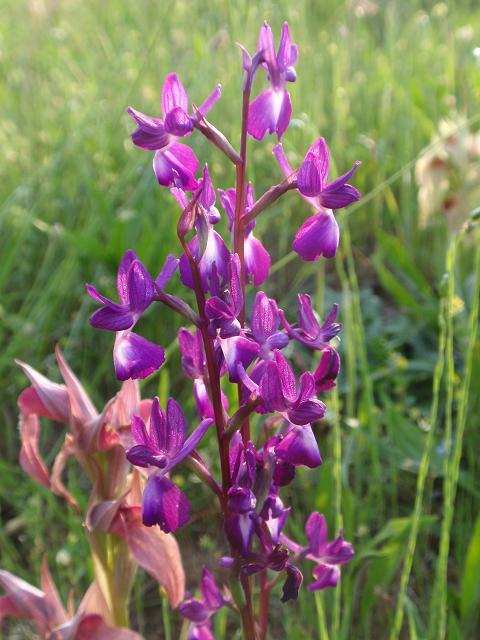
[1,0,480,638]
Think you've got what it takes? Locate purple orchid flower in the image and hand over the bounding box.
[128,73,221,190]
[178,327,229,419]
[248,22,297,141]
[218,184,270,286]
[273,140,361,260]
[282,512,354,591]
[87,251,177,380]
[126,397,212,532]
[280,295,341,350]
[259,350,326,425]
[179,567,228,640]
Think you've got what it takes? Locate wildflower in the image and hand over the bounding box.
[282,512,354,590]
[273,139,361,260]
[179,568,228,640]
[259,350,326,425]
[248,22,297,140]
[280,296,341,350]
[126,397,213,532]
[128,73,221,189]
[87,250,177,380]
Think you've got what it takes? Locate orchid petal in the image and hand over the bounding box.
[113,331,165,381]
[142,474,190,533]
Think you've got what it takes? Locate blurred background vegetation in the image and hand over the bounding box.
[1,0,480,638]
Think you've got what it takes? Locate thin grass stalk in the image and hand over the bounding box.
[430,232,480,639]
[335,249,357,421]
[331,384,342,638]
[315,591,331,640]
[390,289,449,640]
[427,239,457,640]
[342,223,383,514]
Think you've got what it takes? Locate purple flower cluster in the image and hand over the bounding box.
[86,20,359,638]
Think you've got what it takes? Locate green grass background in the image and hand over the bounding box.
[1,0,480,638]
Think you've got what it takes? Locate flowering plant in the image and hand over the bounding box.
[3,20,360,640]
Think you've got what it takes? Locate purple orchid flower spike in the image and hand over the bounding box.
[128,73,221,190]
[273,140,361,261]
[218,183,270,286]
[179,567,228,640]
[126,397,212,532]
[280,295,341,351]
[248,22,297,140]
[87,251,177,380]
[282,512,354,591]
[259,350,326,425]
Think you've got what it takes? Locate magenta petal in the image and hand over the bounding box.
[288,398,326,425]
[113,331,165,381]
[259,360,287,412]
[251,292,278,345]
[273,143,294,178]
[247,88,291,141]
[297,139,330,196]
[218,336,260,383]
[156,254,179,289]
[142,474,190,532]
[164,107,194,137]
[276,425,322,468]
[244,233,270,286]
[166,418,213,473]
[305,512,328,555]
[117,250,138,303]
[200,568,225,612]
[197,84,222,117]
[162,73,189,117]
[127,107,171,150]
[127,260,155,314]
[292,211,340,261]
[148,397,168,452]
[276,90,292,140]
[307,565,340,591]
[281,564,303,603]
[178,598,210,624]
[165,398,187,456]
[153,143,199,190]
[131,415,149,447]
[89,306,134,331]
[320,183,361,209]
